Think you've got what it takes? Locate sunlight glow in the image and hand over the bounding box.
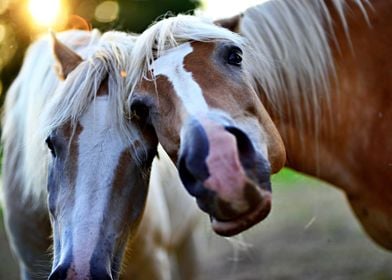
[0,0,10,15]
[0,24,5,43]
[28,0,61,27]
[201,0,270,19]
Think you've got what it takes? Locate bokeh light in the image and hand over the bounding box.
[201,0,269,19]
[0,0,10,14]
[95,1,119,23]
[28,0,62,27]
[0,23,17,69]
[0,24,5,42]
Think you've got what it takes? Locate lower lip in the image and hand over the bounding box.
[211,191,272,236]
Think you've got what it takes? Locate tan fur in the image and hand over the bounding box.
[137,76,184,162]
[238,0,392,249]
[183,42,285,173]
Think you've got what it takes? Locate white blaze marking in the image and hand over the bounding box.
[72,96,127,277]
[151,43,208,115]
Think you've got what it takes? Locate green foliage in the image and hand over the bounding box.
[117,0,200,33]
[272,167,322,185]
[70,0,201,33]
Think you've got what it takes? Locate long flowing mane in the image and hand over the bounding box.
[1,29,139,206]
[240,0,370,128]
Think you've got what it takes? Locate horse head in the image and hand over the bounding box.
[129,16,286,236]
[45,33,157,279]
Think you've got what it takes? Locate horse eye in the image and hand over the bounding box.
[227,47,243,66]
[130,99,150,122]
[45,136,56,157]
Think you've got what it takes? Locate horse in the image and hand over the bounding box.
[0,29,197,280]
[128,15,286,238]
[127,0,392,249]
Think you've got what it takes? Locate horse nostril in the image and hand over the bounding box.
[49,265,68,280]
[225,125,271,185]
[178,154,198,194]
[225,126,256,167]
[177,118,210,197]
[90,268,113,280]
[178,154,210,198]
[49,265,113,280]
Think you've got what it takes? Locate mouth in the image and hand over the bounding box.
[211,189,271,236]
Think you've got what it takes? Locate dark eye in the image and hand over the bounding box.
[45,136,56,157]
[227,47,243,66]
[130,99,150,123]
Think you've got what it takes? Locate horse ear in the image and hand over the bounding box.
[51,32,83,80]
[214,14,242,33]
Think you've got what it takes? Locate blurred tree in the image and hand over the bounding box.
[70,0,201,33]
[0,0,201,106]
[0,0,31,106]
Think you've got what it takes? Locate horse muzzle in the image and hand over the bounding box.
[49,229,122,280]
[178,116,272,236]
[49,258,114,280]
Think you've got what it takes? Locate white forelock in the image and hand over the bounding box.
[1,29,143,206]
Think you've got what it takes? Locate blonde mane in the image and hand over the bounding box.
[2,29,141,206]
[240,0,370,129]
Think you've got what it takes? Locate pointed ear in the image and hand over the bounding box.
[214,14,242,33]
[51,32,83,80]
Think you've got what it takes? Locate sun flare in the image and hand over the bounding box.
[202,0,270,19]
[28,0,62,27]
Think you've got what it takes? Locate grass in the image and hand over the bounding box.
[272,167,324,186]
[201,179,392,280]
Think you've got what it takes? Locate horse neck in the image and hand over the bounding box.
[247,0,391,189]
